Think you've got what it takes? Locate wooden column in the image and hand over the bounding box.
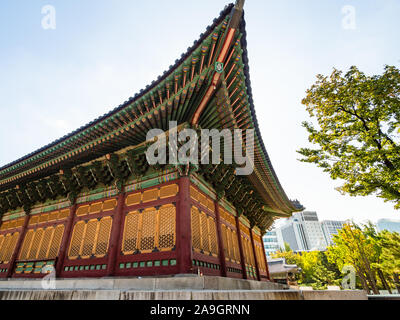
[176,176,192,274]
[250,229,261,281]
[6,214,29,278]
[55,203,77,277]
[106,191,125,276]
[214,201,227,277]
[235,216,247,280]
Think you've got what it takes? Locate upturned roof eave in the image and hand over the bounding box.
[0,4,235,179]
[0,3,303,215]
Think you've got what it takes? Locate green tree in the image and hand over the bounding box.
[273,250,341,289]
[327,223,380,294]
[363,222,393,292]
[298,65,400,208]
[376,230,400,292]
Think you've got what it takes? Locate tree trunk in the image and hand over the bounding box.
[347,227,380,294]
[377,269,392,294]
[393,273,400,293]
[365,271,380,295]
[356,269,371,295]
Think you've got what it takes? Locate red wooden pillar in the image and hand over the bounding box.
[55,203,77,277]
[214,201,227,277]
[250,229,261,281]
[235,216,247,280]
[6,214,29,278]
[176,176,192,274]
[106,191,125,276]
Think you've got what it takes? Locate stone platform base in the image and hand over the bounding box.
[0,289,368,300]
[0,276,368,300]
[0,276,286,291]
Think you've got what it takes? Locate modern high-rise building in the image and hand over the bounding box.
[321,220,346,245]
[276,211,327,252]
[263,230,281,260]
[376,219,400,233]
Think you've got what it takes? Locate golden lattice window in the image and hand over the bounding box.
[68,217,112,260]
[208,217,218,256]
[39,213,49,224]
[199,193,208,209]
[76,205,89,217]
[48,225,64,259]
[18,225,64,262]
[125,193,141,207]
[160,184,179,199]
[0,234,11,262]
[190,186,199,202]
[241,236,255,267]
[68,221,85,259]
[200,212,210,254]
[81,219,98,258]
[0,232,19,263]
[221,225,228,259]
[28,228,44,260]
[253,234,266,272]
[103,199,117,212]
[58,209,70,220]
[227,227,234,261]
[0,235,4,258]
[122,204,176,255]
[191,206,201,251]
[206,199,214,213]
[48,211,59,222]
[16,218,25,228]
[3,232,18,263]
[256,245,266,272]
[94,217,112,258]
[0,235,7,262]
[29,215,39,225]
[122,211,140,255]
[142,189,159,203]
[232,230,240,263]
[158,204,176,250]
[37,227,54,260]
[89,202,102,215]
[9,220,17,229]
[140,208,156,252]
[19,229,34,260]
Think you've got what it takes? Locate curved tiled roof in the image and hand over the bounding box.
[0,4,234,175]
[0,2,302,213]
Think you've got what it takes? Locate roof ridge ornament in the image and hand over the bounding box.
[191,1,245,125]
[235,0,245,11]
[229,0,245,29]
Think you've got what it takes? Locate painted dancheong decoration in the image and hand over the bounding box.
[0,1,302,281]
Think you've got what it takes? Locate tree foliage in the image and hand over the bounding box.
[327,223,380,294]
[274,249,340,289]
[274,221,400,293]
[298,65,400,208]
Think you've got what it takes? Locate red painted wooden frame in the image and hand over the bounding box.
[58,196,119,278]
[12,214,69,279]
[115,179,181,277]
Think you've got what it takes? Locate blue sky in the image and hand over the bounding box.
[0,0,399,224]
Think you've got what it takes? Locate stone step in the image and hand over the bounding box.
[0,276,286,291]
[0,289,368,300]
[0,290,300,300]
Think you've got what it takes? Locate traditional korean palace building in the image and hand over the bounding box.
[0,1,302,281]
